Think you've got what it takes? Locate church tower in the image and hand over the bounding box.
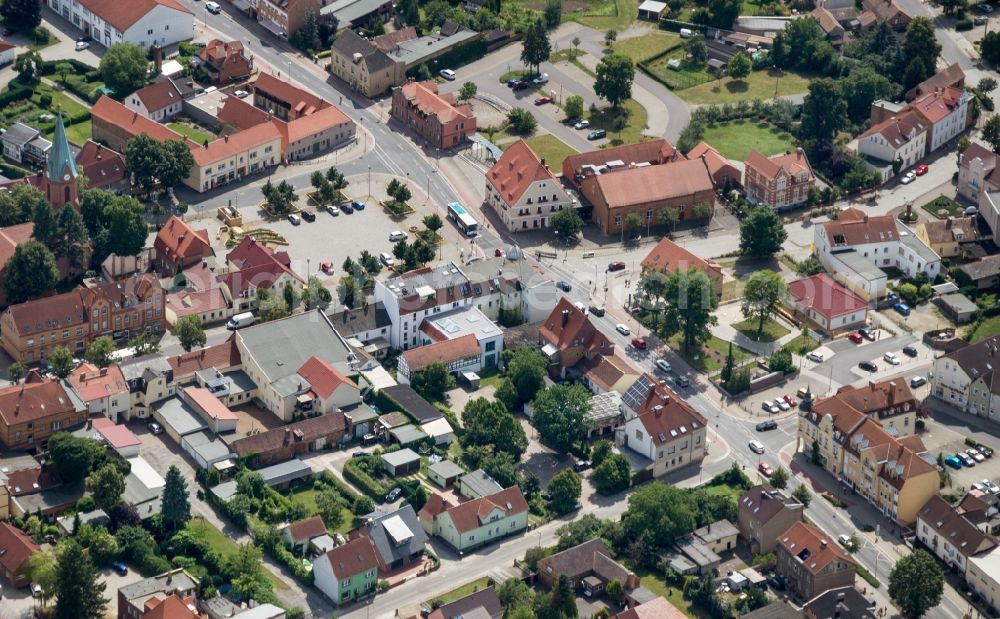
[43,113,78,208]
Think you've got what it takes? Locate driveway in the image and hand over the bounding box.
[36,6,104,67]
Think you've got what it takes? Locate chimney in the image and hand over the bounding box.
[284,428,292,445]
[820,539,828,549]
[947,217,954,229]
[561,309,570,327]
[653,405,663,416]
[888,381,897,405]
[153,43,163,73]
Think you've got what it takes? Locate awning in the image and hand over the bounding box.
[260,18,286,37]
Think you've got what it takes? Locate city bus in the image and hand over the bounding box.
[447,202,479,237]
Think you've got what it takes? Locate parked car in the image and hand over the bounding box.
[340,202,354,214]
[749,440,765,454]
[534,96,552,105]
[902,345,918,357]
[533,73,549,84]
[588,305,605,317]
[758,462,774,477]
[859,360,878,372]
[900,171,916,184]
[352,199,366,211]
[783,393,797,406]
[755,420,778,431]
[506,78,521,87]
[767,576,786,591]
[976,15,989,24]
[914,164,929,176]
[910,376,927,388]
[385,487,403,502]
[893,303,911,316]
[859,327,876,341]
[321,262,335,275]
[379,252,395,267]
[978,2,994,12]
[968,449,986,463]
[762,401,779,414]
[849,332,864,344]
[572,460,591,472]
[608,261,626,272]
[588,129,607,140]
[982,479,1000,493]
[75,41,90,51]
[673,375,690,388]
[775,398,790,411]
[287,213,301,225]
[512,81,529,91]
[980,445,994,458]
[301,210,316,222]
[574,120,591,130]
[944,455,963,469]
[389,230,407,242]
[615,323,630,335]
[883,352,900,365]
[655,359,673,374]
[326,204,340,216]
[806,351,824,362]
[838,534,852,548]
[797,386,810,398]
[439,69,457,80]
[556,280,572,292]
[234,89,249,98]
[886,293,899,303]
[631,337,646,350]
[147,422,163,435]
[113,562,128,576]
[206,1,221,12]
[959,452,976,467]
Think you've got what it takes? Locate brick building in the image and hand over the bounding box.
[0,371,87,450]
[744,148,815,211]
[197,39,254,84]
[390,80,476,150]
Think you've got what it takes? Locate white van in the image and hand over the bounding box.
[679,28,693,38]
[206,1,221,13]
[439,69,457,80]
[227,312,256,330]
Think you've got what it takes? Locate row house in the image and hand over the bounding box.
[391,80,476,150]
[44,0,193,49]
[932,335,1000,423]
[620,374,707,478]
[485,139,575,233]
[775,521,857,601]
[917,493,997,575]
[856,110,926,182]
[0,274,164,364]
[255,0,320,38]
[744,148,815,211]
[187,123,282,192]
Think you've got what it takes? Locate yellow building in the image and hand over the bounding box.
[915,216,980,259]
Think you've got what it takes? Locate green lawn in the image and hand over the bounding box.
[574,0,640,31]
[476,367,504,390]
[186,517,288,589]
[969,314,1000,342]
[677,69,811,105]
[643,52,714,91]
[699,120,795,161]
[586,98,649,147]
[35,82,89,119]
[45,119,91,145]
[612,32,683,64]
[634,568,706,619]
[288,487,355,534]
[733,318,790,343]
[28,30,59,51]
[499,69,533,84]
[523,134,578,173]
[168,122,215,144]
[666,334,751,374]
[428,576,493,605]
[784,332,820,354]
[921,195,964,219]
[551,49,596,78]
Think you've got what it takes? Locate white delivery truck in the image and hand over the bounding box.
[226,312,256,330]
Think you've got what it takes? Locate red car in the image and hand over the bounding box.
[783,393,797,407]
[631,337,647,350]
[494,247,505,257]
[534,96,552,105]
[759,462,774,477]
[914,164,929,176]
[608,261,626,272]
[512,81,529,91]
[321,262,334,275]
[848,332,864,344]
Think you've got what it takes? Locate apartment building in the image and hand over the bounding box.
[372,261,474,350]
[620,374,707,477]
[255,0,321,38]
[775,521,857,601]
[856,111,927,181]
[932,335,1000,423]
[737,485,804,554]
[45,0,193,49]
[0,372,87,450]
[744,148,815,210]
[917,494,997,575]
[485,139,574,233]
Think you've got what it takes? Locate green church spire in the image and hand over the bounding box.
[47,113,77,183]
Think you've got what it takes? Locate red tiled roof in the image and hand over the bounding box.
[611,598,687,619]
[745,149,814,183]
[0,222,34,268]
[777,521,856,575]
[0,523,39,583]
[75,141,127,189]
[909,63,965,99]
[822,207,897,247]
[320,536,379,579]
[563,139,681,178]
[834,378,917,416]
[629,374,707,445]
[402,333,480,372]
[538,298,614,357]
[910,87,966,124]
[442,486,527,533]
[231,411,345,457]
[372,26,418,52]
[68,362,128,403]
[217,95,275,131]
[487,139,561,207]
[189,122,282,167]
[418,493,452,522]
[77,0,191,32]
[0,40,14,54]
[131,80,182,113]
[286,105,352,144]
[200,39,245,63]
[593,158,714,208]
[921,216,978,245]
[286,515,327,542]
[184,386,238,421]
[253,73,329,116]
[92,96,189,144]
[398,81,474,125]
[858,110,926,145]
[917,495,997,560]
[577,354,640,393]
[141,594,198,619]
[787,274,868,320]
[168,337,242,380]
[687,141,737,183]
[166,288,230,319]
[297,356,356,399]
[641,237,723,280]
[810,7,843,33]
[154,215,213,266]
[0,375,78,428]
[92,417,141,450]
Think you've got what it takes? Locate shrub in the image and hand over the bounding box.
[76,495,96,512]
[321,470,361,502]
[343,459,389,500]
[957,18,973,30]
[33,26,51,45]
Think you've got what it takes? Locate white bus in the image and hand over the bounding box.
[447,202,479,237]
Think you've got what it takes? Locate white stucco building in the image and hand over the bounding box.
[909,86,970,154]
[932,335,1000,423]
[485,139,576,233]
[46,0,194,49]
[856,111,927,181]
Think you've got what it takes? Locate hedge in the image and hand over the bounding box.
[320,470,360,502]
[0,84,35,108]
[658,18,707,34]
[343,459,389,501]
[0,163,30,179]
[272,543,314,585]
[38,58,94,77]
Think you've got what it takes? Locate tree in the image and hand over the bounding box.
[771,16,834,72]
[685,34,708,65]
[544,0,561,28]
[740,207,787,257]
[159,140,195,190]
[591,440,613,467]
[5,239,58,303]
[175,315,207,352]
[841,67,895,124]
[594,53,635,109]
[87,463,125,511]
[770,466,789,489]
[889,550,944,618]
[505,346,548,408]
[520,18,551,75]
[462,397,528,459]
[551,208,583,241]
[161,465,191,531]
[125,135,163,195]
[49,346,76,379]
[9,361,26,384]
[0,0,41,31]
[337,275,361,309]
[720,341,735,384]
[13,49,41,82]
[28,551,58,606]
[741,270,786,338]
[792,483,812,507]
[564,95,584,121]
[423,213,443,232]
[99,43,148,99]
[622,481,697,546]
[48,433,99,483]
[412,361,456,401]
[498,578,535,614]
[85,336,116,369]
[353,495,374,516]
[315,486,345,531]
[983,31,1000,65]
[592,453,631,494]
[727,51,751,80]
[259,295,290,322]
[604,29,617,46]
[303,276,333,310]
[507,108,538,135]
[291,9,318,51]
[531,384,589,453]
[605,579,625,604]
[800,78,846,143]
[983,115,1000,154]
[127,334,160,357]
[55,539,107,619]
[901,17,940,86]
[660,268,719,355]
[400,0,419,25]
[547,469,581,514]
[480,451,522,488]
[458,81,478,101]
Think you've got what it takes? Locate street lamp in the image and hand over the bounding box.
[367,165,371,199]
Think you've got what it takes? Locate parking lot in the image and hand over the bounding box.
[920,409,1000,492]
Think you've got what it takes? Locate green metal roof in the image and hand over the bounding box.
[47,113,77,183]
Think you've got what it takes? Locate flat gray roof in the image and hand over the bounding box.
[258,457,313,485]
[425,305,501,342]
[212,480,238,501]
[693,519,739,544]
[195,368,256,395]
[429,459,464,479]
[460,469,503,497]
[186,89,230,120]
[899,226,940,264]
[831,250,887,283]
[389,424,428,445]
[941,292,978,314]
[154,397,209,436]
[322,0,390,24]
[237,310,356,385]
[187,430,235,465]
[119,569,197,604]
[345,404,379,424]
[382,448,421,467]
